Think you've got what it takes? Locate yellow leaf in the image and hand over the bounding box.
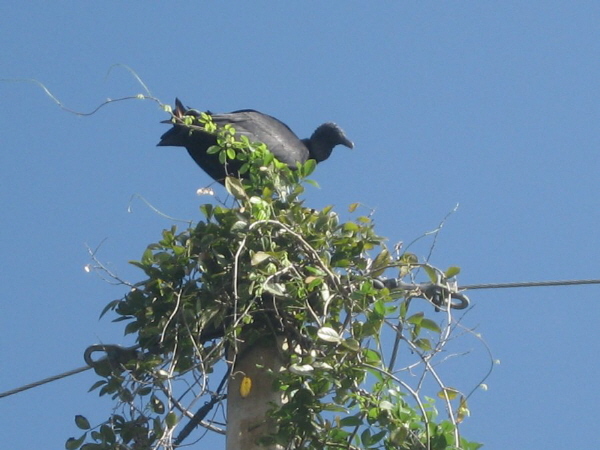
[457,396,470,423]
[240,376,252,398]
[437,387,459,400]
[225,176,248,200]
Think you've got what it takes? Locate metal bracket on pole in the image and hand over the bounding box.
[374,277,470,310]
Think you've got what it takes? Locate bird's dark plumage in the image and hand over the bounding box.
[158,99,353,184]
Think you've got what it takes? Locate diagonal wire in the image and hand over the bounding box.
[2,278,600,400]
[461,279,600,290]
[0,366,91,399]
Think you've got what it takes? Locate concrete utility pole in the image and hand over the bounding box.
[226,337,286,450]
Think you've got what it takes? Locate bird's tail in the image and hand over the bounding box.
[160,98,187,124]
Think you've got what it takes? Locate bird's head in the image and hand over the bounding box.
[305,123,354,162]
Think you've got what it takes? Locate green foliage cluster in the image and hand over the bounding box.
[67,114,482,449]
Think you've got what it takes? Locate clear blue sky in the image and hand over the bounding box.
[1,2,599,449]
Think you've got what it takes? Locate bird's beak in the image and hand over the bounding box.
[342,137,354,149]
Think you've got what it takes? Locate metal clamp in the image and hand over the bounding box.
[375,278,470,310]
[83,344,140,370]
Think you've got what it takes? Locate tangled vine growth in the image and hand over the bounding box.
[67,114,483,449]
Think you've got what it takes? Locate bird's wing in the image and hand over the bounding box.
[211,110,309,166]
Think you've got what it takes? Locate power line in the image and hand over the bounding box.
[461,278,600,290]
[1,277,599,400]
[0,343,137,399]
[0,365,91,399]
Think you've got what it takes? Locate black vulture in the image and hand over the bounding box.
[158,99,354,184]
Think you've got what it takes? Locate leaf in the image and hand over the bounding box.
[74,415,91,430]
[240,376,252,398]
[360,428,372,446]
[323,404,348,413]
[348,202,359,213]
[141,247,154,265]
[437,387,460,400]
[156,369,169,379]
[370,429,387,444]
[373,299,386,317]
[304,178,320,188]
[457,396,470,423]
[420,318,442,333]
[251,251,271,266]
[302,159,316,177]
[88,380,106,392]
[152,417,164,439]
[312,361,333,370]
[99,424,116,444]
[225,176,247,200]
[124,321,140,335]
[166,412,178,428]
[341,338,360,352]
[423,265,438,283]
[414,338,433,351]
[304,276,323,290]
[407,312,424,325]
[390,427,408,445]
[65,434,86,449]
[207,144,221,154]
[99,299,119,319]
[138,386,152,396]
[289,364,314,375]
[400,252,418,265]
[343,222,359,232]
[371,248,390,277]
[332,258,350,268]
[379,400,394,411]
[362,348,381,365]
[249,196,270,217]
[239,162,250,174]
[445,266,461,278]
[264,282,286,297]
[339,415,363,427]
[231,220,248,232]
[317,327,342,343]
[151,395,165,414]
[372,249,390,268]
[200,203,213,219]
